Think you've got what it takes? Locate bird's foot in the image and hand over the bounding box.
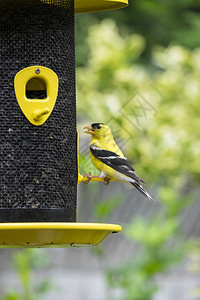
[83,172,100,184]
[83,172,92,184]
[104,177,111,186]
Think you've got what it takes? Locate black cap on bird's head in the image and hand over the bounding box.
[84,123,113,139]
[84,123,104,134]
[91,123,104,129]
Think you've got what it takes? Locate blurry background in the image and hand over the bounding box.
[1,0,200,299]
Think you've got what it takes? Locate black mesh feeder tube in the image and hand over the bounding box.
[1,0,77,223]
[0,0,128,247]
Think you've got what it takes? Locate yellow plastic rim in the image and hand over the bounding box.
[75,0,128,13]
[0,222,122,248]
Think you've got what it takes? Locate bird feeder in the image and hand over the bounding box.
[0,0,128,247]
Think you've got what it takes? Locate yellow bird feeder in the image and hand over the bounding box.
[0,0,128,247]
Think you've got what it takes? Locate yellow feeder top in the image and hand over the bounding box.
[75,0,128,13]
[0,222,122,248]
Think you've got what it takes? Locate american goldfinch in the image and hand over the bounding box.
[84,123,153,201]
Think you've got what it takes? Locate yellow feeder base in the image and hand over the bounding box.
[75,0,128,13]
[0,222,122,248]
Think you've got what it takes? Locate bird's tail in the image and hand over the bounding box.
[130,181,154,201]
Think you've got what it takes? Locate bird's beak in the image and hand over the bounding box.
[84,125,95,135]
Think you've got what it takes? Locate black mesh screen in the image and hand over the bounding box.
[0,0,77,218]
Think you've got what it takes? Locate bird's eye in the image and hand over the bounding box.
[96,125,101,129]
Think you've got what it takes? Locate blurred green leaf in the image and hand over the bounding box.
[95,194,123,221]
[2,249,56,300]
[0,291,20,300]
[125,217,178,248]
[36,279,56,297]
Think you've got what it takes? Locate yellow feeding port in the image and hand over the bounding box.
[14,66,59,126]
[75,0,128,13]
[0,223,122,248]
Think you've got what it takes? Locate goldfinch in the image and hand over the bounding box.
[84,123,153,201]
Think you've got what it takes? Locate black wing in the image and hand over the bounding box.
[90,144,145,183]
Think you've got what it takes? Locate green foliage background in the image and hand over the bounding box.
[76,0,200,66]
[77,19,199,185]
[76,2,200,299]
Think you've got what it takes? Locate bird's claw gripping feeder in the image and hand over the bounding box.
[0,0,128,247]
